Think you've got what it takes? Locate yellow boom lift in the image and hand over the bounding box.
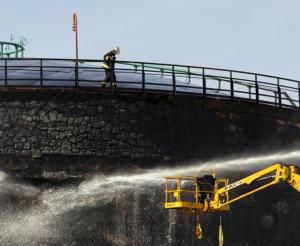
[164,163,300,241]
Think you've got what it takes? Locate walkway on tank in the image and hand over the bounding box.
[0,58,299,110]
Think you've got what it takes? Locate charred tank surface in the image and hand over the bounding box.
[0,92,298,245]
[0,93,299,178]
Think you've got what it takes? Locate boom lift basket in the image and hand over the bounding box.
[165,164,300,214]
[164,175,230,213]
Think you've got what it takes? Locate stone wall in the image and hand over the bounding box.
[0,92,300,178]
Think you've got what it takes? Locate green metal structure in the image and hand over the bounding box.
[0,41,25,58]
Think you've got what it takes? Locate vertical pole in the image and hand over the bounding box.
[165,177,168,203]
[110,66,114,94]
[4,59,7,86]
[255,74,259,104]
[230,71,234,101]
[75,16,79,89]
[0,44,3,58]
[188,66,191,84]
[40,59,43,87]
[195,176,199,204]
[75,61,79,89]
[177,176,181,202]
[172,65,176,96]
[73,12,79,89]
[248,86,251,99]
[277,78,282,108]
[75,22,79,63]
[298,82,300,108]
[15,45,18,58]
[142,63,145,94]
[73,61,78,89]
[203,68,206,98]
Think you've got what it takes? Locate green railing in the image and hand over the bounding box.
[0,42,25,58]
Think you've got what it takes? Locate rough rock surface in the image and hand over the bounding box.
[0,93,300,177]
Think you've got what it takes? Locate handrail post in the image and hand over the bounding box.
[277,78,282,108]
[195,176,199,204]
[230,71,234,101]
[172,65,176,96]
[298,82,300,108]
[75,59,79,89]
[202,68,206,98]
[165,177,168,203]
[142,63,145,94]
[4,59,7,87]
[40,59,43,87]
[177,176,181,202]
[188,66,191,84]
[248,86,251,99]
[110,65,114,94]
[255,74,259,104]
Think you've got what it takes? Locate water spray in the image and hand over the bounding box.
[0,149,299,244]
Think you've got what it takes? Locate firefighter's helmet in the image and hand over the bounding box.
[113,47,120,55]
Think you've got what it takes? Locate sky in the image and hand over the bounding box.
[1,0,300,79]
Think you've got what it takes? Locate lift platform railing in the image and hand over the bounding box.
[0,58,299,110]
[165,175,229,212]
[165,175,202,210]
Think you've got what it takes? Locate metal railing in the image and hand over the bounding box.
[0,58,299,110]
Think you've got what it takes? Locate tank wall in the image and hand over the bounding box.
[0,93,299,177]
[0,93,300,245]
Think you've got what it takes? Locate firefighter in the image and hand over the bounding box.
[101,47,120,87]
[197,175,215,203]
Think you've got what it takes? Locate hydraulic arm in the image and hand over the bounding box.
[164,163,300,213]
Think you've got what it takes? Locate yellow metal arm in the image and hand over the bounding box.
[210,164,300,210]
[288,165,300,192]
